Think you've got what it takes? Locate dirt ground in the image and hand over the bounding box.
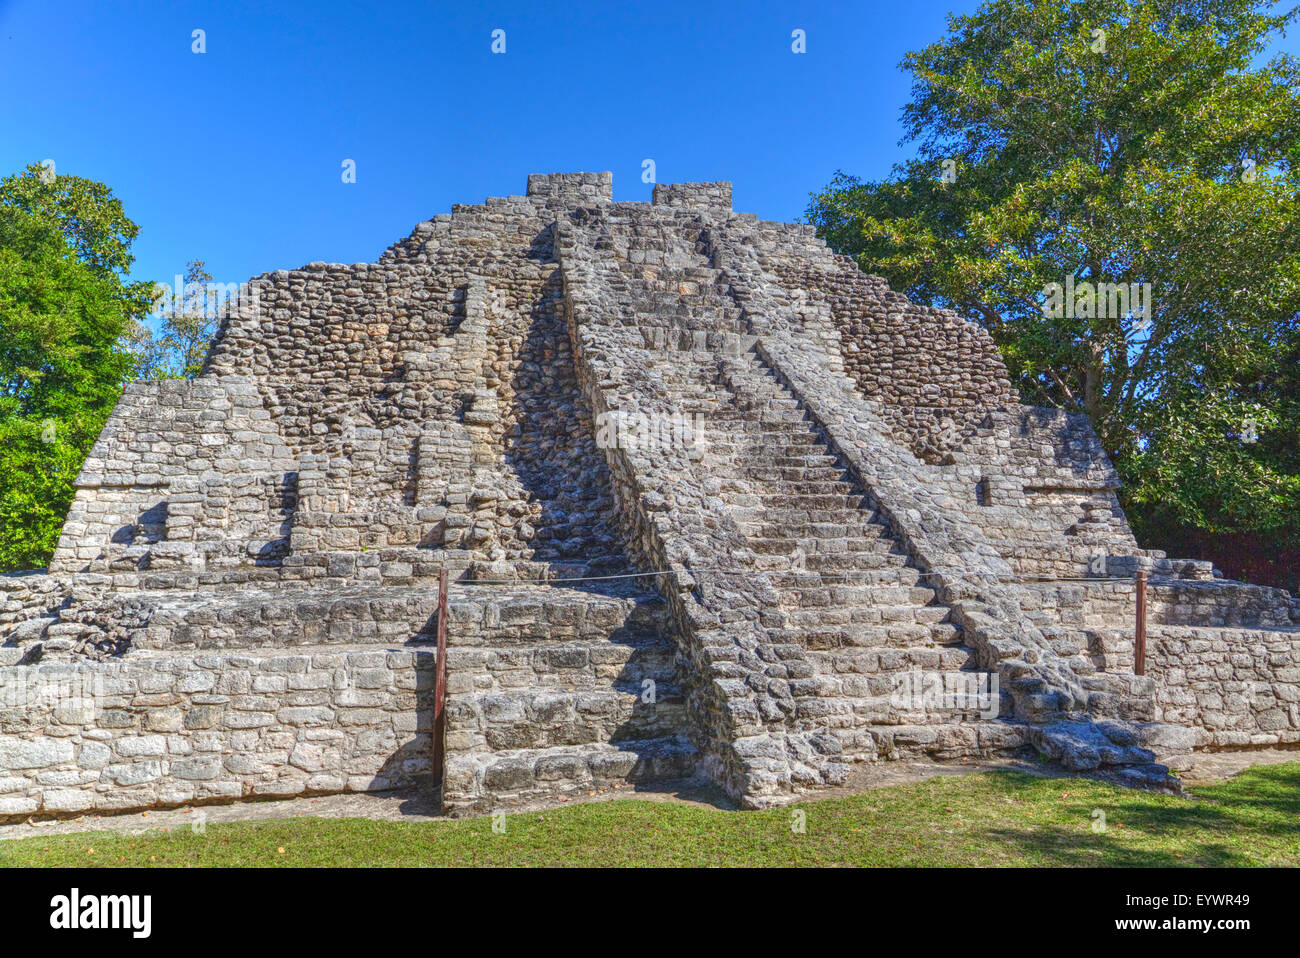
[1,747,1294,844]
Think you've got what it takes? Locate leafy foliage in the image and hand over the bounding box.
[135,259,218,380]
[807,0,1300,555]
[0,164,153,571]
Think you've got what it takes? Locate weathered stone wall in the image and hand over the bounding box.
[946,408,1139,577]
[761,253,1017,462]
[58,191,628,577]
[527,172,613,206]
[0,648,434,817]
[51,379,296,574]
[652,181,733,212]
[1147,627,1300,748]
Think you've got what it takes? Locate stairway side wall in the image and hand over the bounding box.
[557,214,783,803]
[1146,626,1300,748]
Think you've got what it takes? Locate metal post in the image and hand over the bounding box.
[1134,569,1147,676]
[431,568,449,787]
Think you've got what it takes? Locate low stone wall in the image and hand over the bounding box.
[1147,626,1300,748]
[652,182,733,212]
[0,646,434,820]
[1149,580,1297,629]
[1020,578,1300,747]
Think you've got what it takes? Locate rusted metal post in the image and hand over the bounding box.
[431,568,449,786]
[1134,569,1147,676]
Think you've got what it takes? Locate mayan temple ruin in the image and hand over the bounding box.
[1,171,1297,819]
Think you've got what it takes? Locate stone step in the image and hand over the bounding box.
[810,538,903,558]
[800,646,984,677]
[729,506,880,526]
[771,621,960,650]
[736,521,886,540]
[769,567,922,588]
[722,386,790,404]
[720,479,857,497]
[754,553,908,573]
[441,736,699,817]
[739,397,801,413]
[705,431,821,445]
[745,532,892,555]
[798,695,1009,729]
[447,684,688,751]
[782,593,947,620]
[738,466,848,483]
[812,721,1026,761]
[722,390,801,406]
[766,570,930,595]
[745,493,870,510]
[724,407,809,424]
[752,536,897,556]
[706,418,815,434]
[797,551,910,571]
[765,455,841,468]
[445,637,676,695]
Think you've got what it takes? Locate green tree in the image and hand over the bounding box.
[159,259,216,378]
[133,260,221,380]
[0,164,154,570]
[807,0,1300,552]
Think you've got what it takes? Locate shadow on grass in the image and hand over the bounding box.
[964,764,1300,867]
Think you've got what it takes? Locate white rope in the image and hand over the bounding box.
[458,568,1144,586]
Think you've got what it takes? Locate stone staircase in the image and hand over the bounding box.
[592,218,1013,762]
[704,348,1011,757]
[439,585,698,816]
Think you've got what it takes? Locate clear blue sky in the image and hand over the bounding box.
[1,0,1294,304]
[0,0,986,297]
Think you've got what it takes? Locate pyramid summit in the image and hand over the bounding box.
[1,171,1296,818]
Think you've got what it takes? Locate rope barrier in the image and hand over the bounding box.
[458,568,1146,586]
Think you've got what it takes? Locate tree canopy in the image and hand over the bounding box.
[0,164,154,570]
[807,0,1300,566]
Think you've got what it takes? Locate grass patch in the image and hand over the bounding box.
[2,763,1298,867]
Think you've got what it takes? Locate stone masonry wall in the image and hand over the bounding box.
[765,254,1017,463]
[0,648,434,817]
[1147,628,1300,748]
[51,378,296,574]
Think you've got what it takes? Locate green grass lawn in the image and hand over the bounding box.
[3,763,1297,867]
